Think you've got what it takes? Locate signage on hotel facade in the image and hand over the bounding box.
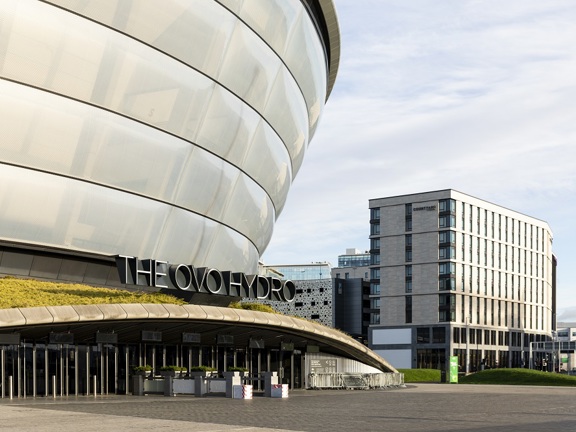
[116,255,296,303]
[413,205,436,211]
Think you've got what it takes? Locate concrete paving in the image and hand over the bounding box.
[1,384,576,432]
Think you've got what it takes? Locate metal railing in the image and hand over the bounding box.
[308,372,404,390]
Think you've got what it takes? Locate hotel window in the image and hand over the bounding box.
[371,253,380,265]
[439,310,455,322]
[491,270,495,296]
[491,212,495,238]
[511,248,514,271]
[491,299,495,325]
[476,207,481,235]
[439,246,454,260]
[461,202,466,230]
[439,230,456,244]
[370,223,380,235]
[405,265,413,277]
[370,283,380,295]
[370,268,380,280]
[432,327,446,343]
[476,268,480,294]
[439,199,456,213]
[524,223,527,247]
[438,294,455,322]
[476,298,480,324]
[405,218,412,231]
[405,265,413,292]
[439,262,455,275]
[439,277,456,291]
[370,238,380,251]
[417,327,430,344]
[405,234,412,262]
[405,250,412,262]
[405,296,412,323]
[484,209,488,236]
[439,215,455,228]
[439,263,455,291]
[405,280,412,293]
[511,303,514,328]
[371,298,381,309]
[370,313,380,324]
[370,207,380,221]
[476,239,480,265]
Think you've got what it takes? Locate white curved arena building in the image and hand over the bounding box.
[0,0,340,274]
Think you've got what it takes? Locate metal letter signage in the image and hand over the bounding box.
[115,255,295,303]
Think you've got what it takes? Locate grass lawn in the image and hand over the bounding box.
[398,368,441,382]
[459,368,576,386]
[399,367,576,386]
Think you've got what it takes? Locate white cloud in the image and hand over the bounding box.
[263,0,576,312]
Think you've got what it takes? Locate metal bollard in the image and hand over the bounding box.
[8,376,13,400]
[52,375,56,398]
[93,376,97,397]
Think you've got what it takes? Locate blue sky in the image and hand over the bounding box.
[262,0,576,319]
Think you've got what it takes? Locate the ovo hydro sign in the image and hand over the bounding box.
[116,255,296,303]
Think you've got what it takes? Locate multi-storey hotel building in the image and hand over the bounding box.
[368,190,556,371]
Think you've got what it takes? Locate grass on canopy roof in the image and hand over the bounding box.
[0,276,186,308]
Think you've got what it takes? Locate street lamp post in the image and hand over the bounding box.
[465,316,470,375]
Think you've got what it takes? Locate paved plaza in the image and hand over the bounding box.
[1,384,575,432]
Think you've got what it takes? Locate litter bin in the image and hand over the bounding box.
[440,370,447,383]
